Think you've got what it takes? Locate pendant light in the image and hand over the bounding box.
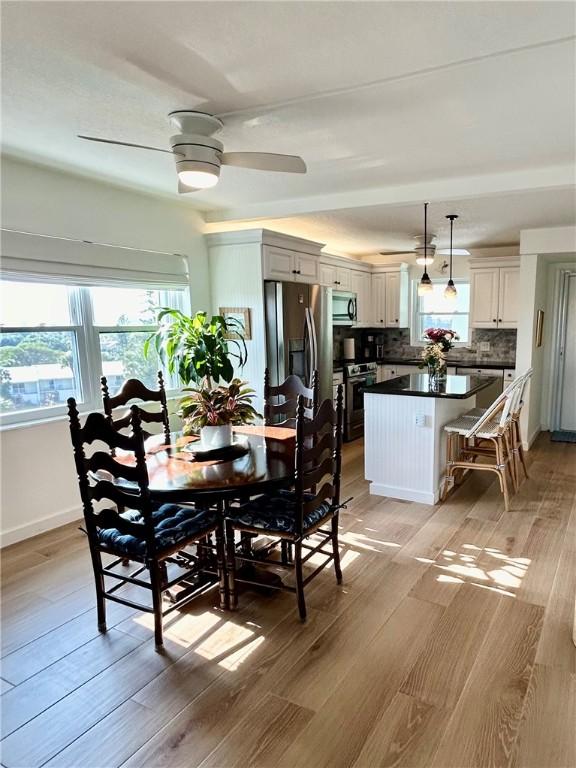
[417,202,433,296]
[444,214,458,301]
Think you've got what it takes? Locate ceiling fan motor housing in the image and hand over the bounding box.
[170,133,223,181]
[169,111,224,182]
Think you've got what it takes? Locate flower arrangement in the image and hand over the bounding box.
[420,328,459,378]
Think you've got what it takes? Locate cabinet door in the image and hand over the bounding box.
[497,267,519,328]
[294,253,319,284]
[336,267,352,291]
[350,271,371,326]
[371,274,387,326]
[470,269,499,328]
[319,263,337,287]
[376,364,385,383]
[385,272,401,327]
[263,247,295,281]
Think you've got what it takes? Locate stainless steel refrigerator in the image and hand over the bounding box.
[264,281,332,404]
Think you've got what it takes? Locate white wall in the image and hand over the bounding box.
[207,237,266,412]
[517,225,576,447]
[0,157,209,546]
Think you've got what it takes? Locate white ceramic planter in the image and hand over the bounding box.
[200,424,233,450]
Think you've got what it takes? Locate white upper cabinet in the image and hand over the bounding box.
[262,246,295,282]
[263,246,319,283]
[470,268,500,328]
[350,270,372,326]
[319,263,353,290]
[497,266,520,328]
[371,274,387,326]
[295,252,319,283]
[470,262,519,329]
[319,262,337,287]
[385,272,401,327]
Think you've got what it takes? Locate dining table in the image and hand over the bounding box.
[137,424,297,504]
[107,423,297,610]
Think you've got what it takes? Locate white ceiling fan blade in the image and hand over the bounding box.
[78,135,182,156]
[178,181,200,194]
[221,152,306,173]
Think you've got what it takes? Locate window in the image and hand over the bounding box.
[412,279,470,344]
[1,279,190,424]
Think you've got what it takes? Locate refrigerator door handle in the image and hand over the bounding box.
[303,308,315,386]
[309,309,318,373]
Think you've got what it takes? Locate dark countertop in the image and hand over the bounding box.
[363,373,498,399]
[374,358,516,370]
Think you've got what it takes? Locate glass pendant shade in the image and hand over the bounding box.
[444,278,458,300]
[418,272,433,296]
[444,214,458,301]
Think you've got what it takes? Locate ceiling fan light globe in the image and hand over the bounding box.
[178,169,219,189]
[415,255,435,266]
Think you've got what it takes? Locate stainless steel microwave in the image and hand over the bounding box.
[332,290,357,326]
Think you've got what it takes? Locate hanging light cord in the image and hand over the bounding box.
[423,202,429,279]
[449,215,454,281]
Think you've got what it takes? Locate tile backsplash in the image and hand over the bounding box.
[371,327,517,363]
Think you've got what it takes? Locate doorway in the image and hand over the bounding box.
[551,269,576,437]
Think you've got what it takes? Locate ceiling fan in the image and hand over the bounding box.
[379,234,470,265]
[78,110,307,193]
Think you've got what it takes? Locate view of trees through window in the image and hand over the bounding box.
[0,281,188,417]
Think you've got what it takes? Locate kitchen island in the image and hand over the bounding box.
[363,373,497,504]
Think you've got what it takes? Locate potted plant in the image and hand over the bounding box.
[419,328,459,380]
[145,310,260,448]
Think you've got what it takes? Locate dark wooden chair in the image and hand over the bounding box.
[225,386,345,620]
[67,398,226,650]
[101,372,171,448]
[263,369,319,428]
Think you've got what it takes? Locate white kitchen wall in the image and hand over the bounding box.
[0,157,210,546]
[207,237,266,412]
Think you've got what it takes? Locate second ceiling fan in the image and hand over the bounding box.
[78,110,307,193]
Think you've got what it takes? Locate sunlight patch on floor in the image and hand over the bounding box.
[431,543,531,599]
[132,609,223,648]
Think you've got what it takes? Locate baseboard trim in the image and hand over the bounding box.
[524,427,542,451]
[0,505,82,548]
[369,482,437,505]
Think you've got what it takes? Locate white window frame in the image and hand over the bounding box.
[411,278,470,347]
[1,278,190,428]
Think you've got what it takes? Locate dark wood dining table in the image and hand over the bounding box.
[132,424,297,504]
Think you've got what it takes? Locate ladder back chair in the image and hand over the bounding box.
[101,371,171,449]
[226,386,346,620]
[67,398,225,649]
[442,380,518,510]
[264,369,319,428]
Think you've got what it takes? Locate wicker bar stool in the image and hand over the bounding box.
[442,383,517,510]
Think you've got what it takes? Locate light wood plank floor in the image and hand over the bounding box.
[1,435,575,768]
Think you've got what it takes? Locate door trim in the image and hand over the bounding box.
[551,268,576,431]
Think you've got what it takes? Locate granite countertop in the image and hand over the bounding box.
[374,358,516,370]
[362,373,498,399]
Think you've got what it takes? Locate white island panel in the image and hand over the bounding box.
[364,391,476,504]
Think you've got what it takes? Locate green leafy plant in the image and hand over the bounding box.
[144,309,247,387]
[178,379,261,434]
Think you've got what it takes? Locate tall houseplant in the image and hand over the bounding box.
[145,310,259,447]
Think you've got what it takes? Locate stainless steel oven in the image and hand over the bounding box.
[332,291,357,326]
[344,362,377,441]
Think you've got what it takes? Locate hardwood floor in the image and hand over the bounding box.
[1,435,574,768]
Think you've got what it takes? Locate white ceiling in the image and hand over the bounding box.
[1,1,575,252]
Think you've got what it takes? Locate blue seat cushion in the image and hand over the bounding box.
[97,504,218,557]
[229,490,334,534]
